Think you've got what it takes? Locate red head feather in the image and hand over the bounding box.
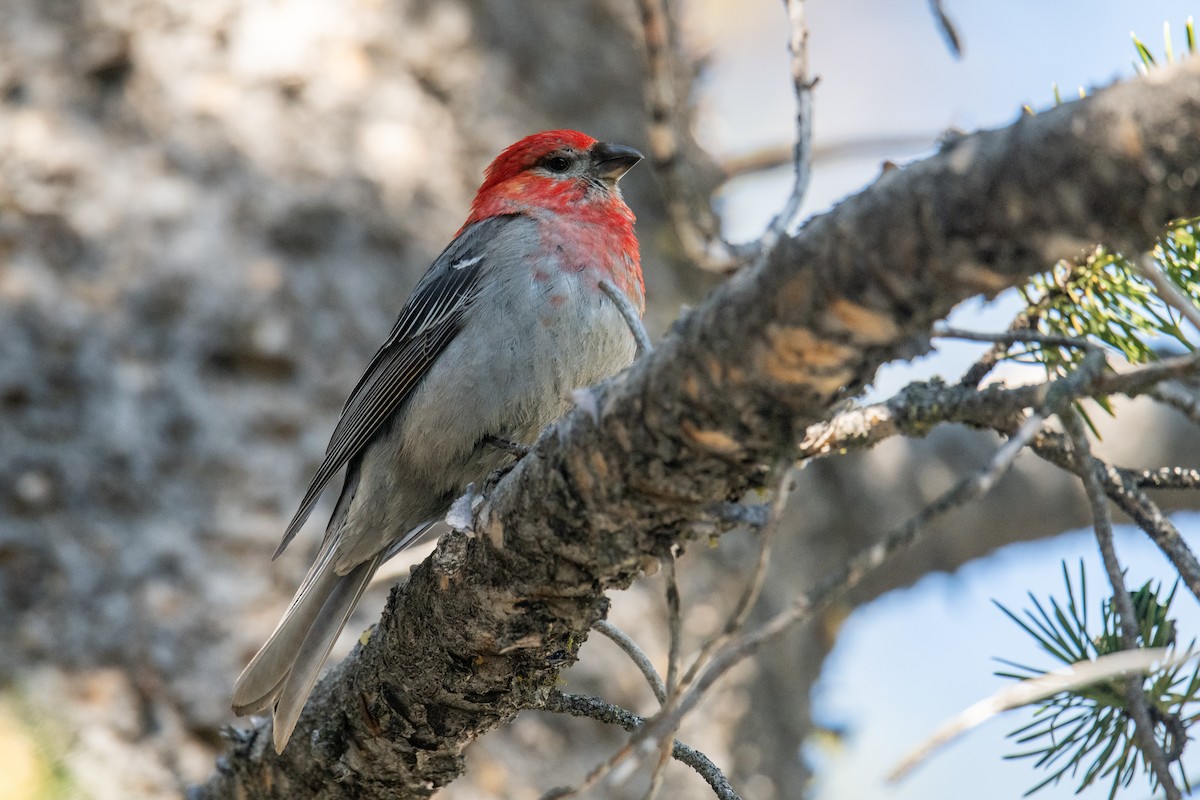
[474,130,599,199]
[461,130,643,309]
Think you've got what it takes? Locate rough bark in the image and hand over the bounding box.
[194,61,1200,797]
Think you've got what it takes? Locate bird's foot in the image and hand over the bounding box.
[485,435,531,457]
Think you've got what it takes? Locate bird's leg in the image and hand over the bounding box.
[480,435,533,495]
[484,435,531,457]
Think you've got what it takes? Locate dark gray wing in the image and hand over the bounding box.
[273,216,511,558]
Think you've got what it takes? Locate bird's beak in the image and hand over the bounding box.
[591,142,644,183]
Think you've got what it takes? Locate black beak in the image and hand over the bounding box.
[592,141,644,182]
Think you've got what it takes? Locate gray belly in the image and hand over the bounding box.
[333,268,635,570]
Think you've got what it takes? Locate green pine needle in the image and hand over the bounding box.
[994,563,1197,798]
[1132,32,1157,70]
[995,219,1199,436]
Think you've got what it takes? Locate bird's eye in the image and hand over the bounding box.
[545,156,571,173]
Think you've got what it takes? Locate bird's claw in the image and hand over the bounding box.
[485,435,531,457]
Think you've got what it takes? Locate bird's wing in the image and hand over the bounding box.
[273,215,514,558]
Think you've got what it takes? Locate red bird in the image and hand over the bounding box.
[232,130,644,752]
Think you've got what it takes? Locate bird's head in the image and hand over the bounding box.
[465,130,643,224]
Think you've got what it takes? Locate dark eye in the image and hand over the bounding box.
[545,156,571,173]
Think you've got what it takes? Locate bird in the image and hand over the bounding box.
[231,130,645,752]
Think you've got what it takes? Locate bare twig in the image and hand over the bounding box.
[542,691,741,800]
[720,134,936,179]
[592,619,667,704]
[933,324,1099,351]
[643,736,673,800]
[1135,466,1200,489]
[888,648,1182,782]
[636,0,746,272]
[637,0,813,270]
[802,349,1200,464]
[1108,474,1200,601]
[926,0,963,58]
[936,325,1109,414]
[1062,409,1182,799]
[643,519,685,800]
[882,411,1044,537]
[624,340,1128,760]
[1152,383,1200,426]
[678,462,795,695]
[958,311,1038,388]
[1138,254,1200,331]
[663,547,682,696]
[539,741,627,800]
[1030,433,1200,603]
[629,430,1040,764]
[600,278,654,356]
[645,546,684,800]
[554,462,796,798]
[759,0,813,251]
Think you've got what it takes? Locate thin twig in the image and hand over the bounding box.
[637,0,813,270]
[555,462,796,797]
[926,0,963,58]
[592,620,667,704]
[1111,475,1200,599]
[1138,254,1200,331]
[645,547,684,800]
[1031,432,1200,603]
[678,462,795,695]
[643,736,674,800]
[720,134,936,179]
[539,739,631,800]
[1135,466,1200,489]
[542,691,741,800]
[959,310,1037,388]
[802,349,1200,463]
[663,546,682,697]
[910,417,1044,546]
[1152,383,1200,426]
[600,278,654,356]
[759,0,813,251]
[626,353,1111,757]
[888,648,1182,782]
[636,0,745,272]
[934,324,1100,350]
[1062,409,1182,799]
[1107,470,1200,602]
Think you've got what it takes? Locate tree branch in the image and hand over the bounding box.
[542,691,741,800]
[1063,408,1181,799]
[195,61,1200,798]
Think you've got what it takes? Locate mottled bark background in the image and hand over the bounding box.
[2,1,1199,798]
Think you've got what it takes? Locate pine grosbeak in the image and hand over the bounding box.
[232,130,644,751]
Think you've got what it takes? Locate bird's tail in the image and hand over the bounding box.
[231,546,382,753]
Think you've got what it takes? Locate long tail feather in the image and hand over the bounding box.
[270,555,380,752]
[231,545,340,716]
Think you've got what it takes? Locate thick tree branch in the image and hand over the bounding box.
[196,62,1200,798]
